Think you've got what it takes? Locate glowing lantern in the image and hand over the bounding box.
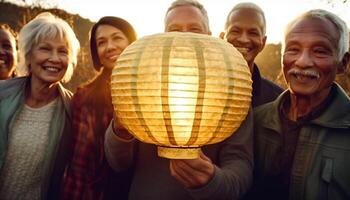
[111,32,252,159]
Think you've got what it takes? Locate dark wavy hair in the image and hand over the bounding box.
[89,16,137,71]
[0,23,17,39]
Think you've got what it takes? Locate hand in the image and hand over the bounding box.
[112,114,134,140]
[169,151,214,188]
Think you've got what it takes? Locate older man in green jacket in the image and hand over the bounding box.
[249,9,350,200]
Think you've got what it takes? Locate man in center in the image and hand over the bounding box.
[104,0,254,199]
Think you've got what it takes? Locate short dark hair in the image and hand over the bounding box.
[225,2,266,35]
[165,0,210,32]
[90,16,137,71]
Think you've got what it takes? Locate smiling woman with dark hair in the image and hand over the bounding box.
[62,16,137,200]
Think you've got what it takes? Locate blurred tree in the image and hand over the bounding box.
[255,43,285,88]
[21,0,59,8]
[322,0,348,7]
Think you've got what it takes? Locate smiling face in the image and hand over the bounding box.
[283,17,347,99]
[95,25,129,70]
[28,37,69,85]
[222,8,266,71]
[165,5,210,34]
[0,29,17,80]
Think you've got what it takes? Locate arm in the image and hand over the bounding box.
[171,109,254,200]
[104,120,136,172]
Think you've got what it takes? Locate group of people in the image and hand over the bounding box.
[0,0,349,199]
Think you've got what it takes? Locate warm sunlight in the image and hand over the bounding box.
[4,0,350,43]
[52,0,350,44]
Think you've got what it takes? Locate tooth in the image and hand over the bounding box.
[45,66,60,72]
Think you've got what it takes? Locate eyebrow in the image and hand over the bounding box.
[96,31,122,41]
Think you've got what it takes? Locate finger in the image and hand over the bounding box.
[170,160,192,187]
[199,151,211,162]
[180,158,213,175]
[173,160,210,186]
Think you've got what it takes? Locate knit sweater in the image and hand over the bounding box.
[0,99,58,199]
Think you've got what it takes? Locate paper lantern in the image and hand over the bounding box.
[111,32,252,159]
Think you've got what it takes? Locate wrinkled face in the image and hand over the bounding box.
[29,37,69,84]
[0,29,17,80]
[283,17,345,99]
[96,25,129,69]
[165,5,210,34]
[223,8,266,71]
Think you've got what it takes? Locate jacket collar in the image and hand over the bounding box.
[57,83,72,120]
[312,83,350,128]
[258,83,350,132]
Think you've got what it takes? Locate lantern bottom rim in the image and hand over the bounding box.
[157,146,200,159]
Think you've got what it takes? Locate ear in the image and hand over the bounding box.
[260,35,267,51]
[219,32,225,39]
[337,52,350,74]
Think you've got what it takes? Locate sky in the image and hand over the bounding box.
[6,0,350,44]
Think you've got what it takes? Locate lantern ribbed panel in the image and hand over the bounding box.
[111,32,252,150]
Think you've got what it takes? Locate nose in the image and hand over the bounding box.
[236,32,250,44]
[295,50,313,68]
[48,50,60,63]
[106,39,117,51]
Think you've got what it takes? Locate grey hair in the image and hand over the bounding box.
[224,2,266,35]
[282,9,349,61]
[18,12,80,83]
[165,0,210,32]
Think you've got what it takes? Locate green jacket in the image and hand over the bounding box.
[0,77,73,200]
[252,83,350,200]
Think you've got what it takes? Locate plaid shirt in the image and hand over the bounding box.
[62,83,115,200]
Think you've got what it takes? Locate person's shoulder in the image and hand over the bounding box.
[0,77,27,100]
[253,100,277,121]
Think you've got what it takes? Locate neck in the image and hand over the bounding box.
[287,88,331,121]
[101,67,112,80]
[25,77,59,108]
[248,62,255,74]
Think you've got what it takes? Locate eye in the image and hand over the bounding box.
[97,40,106,47]
[39,46,50,51]
[165,24,182,32]
[313,47,331,56]
[248,31,260,36]
[229,30,239,35]
[167,27,181,32]
[112,35,123,41]
[2,43,12,50]
[189,26,203,33]
[190,29,202,33]
[58,48,68,55]
[284,46,299,54]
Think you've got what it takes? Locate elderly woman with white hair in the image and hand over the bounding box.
[0,12,80,199]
